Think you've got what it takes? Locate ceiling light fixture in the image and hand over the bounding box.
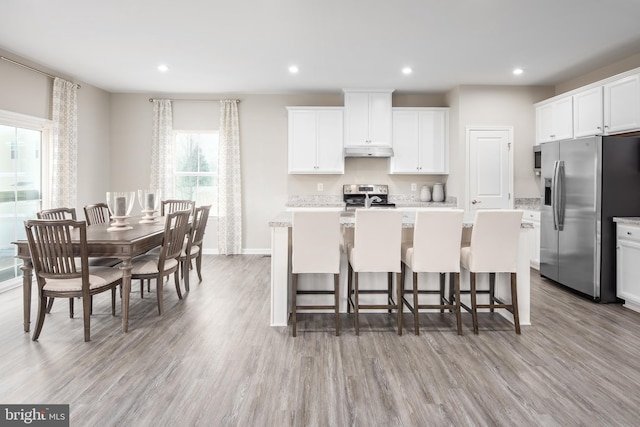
[513,68,524,75]
[158,64,169,73]
[288,65,299,74]
[402,67,413,75]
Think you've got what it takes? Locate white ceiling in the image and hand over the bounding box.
[3,0,640,94]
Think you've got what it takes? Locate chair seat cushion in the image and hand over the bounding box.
[146,246,161,256]
[401,242,414,267]
[131,255,179,275]
[181,245,200,258]
[43,267,122,292]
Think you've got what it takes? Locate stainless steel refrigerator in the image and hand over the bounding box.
[540,135,640,302]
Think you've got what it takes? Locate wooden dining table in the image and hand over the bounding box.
[13,216,166,334]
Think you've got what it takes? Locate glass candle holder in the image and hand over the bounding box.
[138,189,161,223]
[106,191,136,231]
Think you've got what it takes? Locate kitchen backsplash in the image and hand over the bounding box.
[286,194,457,208]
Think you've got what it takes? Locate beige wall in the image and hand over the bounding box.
[4,48,640,252]
[446,85,555,205]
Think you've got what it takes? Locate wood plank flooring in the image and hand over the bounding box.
[1,255,640,426]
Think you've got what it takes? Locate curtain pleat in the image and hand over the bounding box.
[50,78,78,208]
[150,99,174,198]
[218,100,242,255]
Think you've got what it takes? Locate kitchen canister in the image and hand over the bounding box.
[419,185,431,202]
[432,183,445,202]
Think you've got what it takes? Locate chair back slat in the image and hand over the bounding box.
[190,205,212,248]
[24,219,88,285]
[159,210,191,270]
[37,207,77,221]
[84,203,111,225]
[161,200,195,216]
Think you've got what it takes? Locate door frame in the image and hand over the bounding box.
[465,126,515,219]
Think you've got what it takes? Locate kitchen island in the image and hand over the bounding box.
[269,210,532,329]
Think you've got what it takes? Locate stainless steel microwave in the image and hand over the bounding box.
[533,145,541,174]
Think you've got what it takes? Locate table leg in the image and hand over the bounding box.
[120,259,133,332]
[20,259,33,333]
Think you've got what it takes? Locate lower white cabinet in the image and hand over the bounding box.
[523,210,540,270]
[616,223,640,313]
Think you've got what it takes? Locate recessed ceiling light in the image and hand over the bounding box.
[158,64,169,73]
[288,65,299,74]
[513,68,524,75]
[402,67,413,75]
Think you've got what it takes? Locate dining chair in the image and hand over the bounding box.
[24,219,122,342]
[180,205,211,292]
[130,209,191,314]
[161,199,195,216]
[37,207,77,221]
[347,209,403,335]
[456,209,523,334]
[400,209,464,335]
[83,202,111,225]
[37,207,78,315]
[291,210,341,336]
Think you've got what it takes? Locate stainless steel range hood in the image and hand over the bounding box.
[343,146,394,157]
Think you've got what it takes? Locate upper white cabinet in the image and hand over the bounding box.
[573,86,603,138]
[604,74,640,134]
[390,108,449,174]
[536,96,573,144]
[343,89,393,147]
[287,107,344,174]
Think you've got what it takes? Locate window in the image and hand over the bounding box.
[0,110,50,289]
[174,131,218,213]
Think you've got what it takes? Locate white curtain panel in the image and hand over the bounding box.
[150,99,174,198]
[218,99,242,255]
[50,78,78,208]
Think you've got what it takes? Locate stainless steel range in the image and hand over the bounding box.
[343,184,396,210]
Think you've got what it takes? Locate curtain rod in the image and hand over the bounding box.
[1,56,81,89]
[148,98,239,103]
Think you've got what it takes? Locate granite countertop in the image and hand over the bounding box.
[613,217,640,226]
[269,210,533,229]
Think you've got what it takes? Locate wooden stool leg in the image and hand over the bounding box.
[439,273,445,313]
[387,272,393,314]
[453,273,463,336]
[354,272,360,336]
[334,273,340,337]
[510,272,521,334]
[292,273,298,337]
[397,272,403,336]
[347,263,353,314]
[489,272,496,312]
[413,271,419,336]
[470,272,479,334]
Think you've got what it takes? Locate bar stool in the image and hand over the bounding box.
[401,209,464,335]
[291,211,341,337]
[457,209,523,334]
[347,209,403,335]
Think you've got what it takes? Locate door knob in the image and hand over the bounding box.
[471,199,481,205]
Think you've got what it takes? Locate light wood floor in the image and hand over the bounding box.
[1,255,640,426]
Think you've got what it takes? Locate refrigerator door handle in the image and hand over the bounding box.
[557,160,565,230]
[552,160,559,231]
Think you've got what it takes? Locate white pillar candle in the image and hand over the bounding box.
[146,193,155,210]
[115,196,127,216]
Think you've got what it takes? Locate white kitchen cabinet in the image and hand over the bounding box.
[522,210,540,269]
[287,107,344,174]
[573,86,604,137]
[604,74,640,134]
[616,223,640,313]
[343,89,393,147]
[536,96,573,144]
[390,108,449,174]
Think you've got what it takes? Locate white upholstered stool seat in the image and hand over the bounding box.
[456,209,523,334]
[291,211,342,337]
[400,209,464,335]
[347,209,403,335]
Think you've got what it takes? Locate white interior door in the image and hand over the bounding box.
[466,127,513,220]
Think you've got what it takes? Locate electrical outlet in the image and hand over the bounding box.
[411,183,417,191]
[317,183,324,192]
